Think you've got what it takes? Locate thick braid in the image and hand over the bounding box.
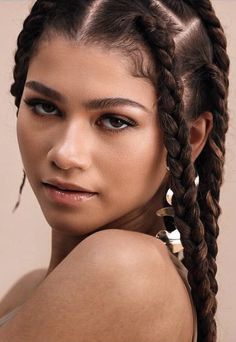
[10,0,228,339]
[10,0,55,109]
[197,65,228,305]
[183,0,230,322]
[134,3,214,340]
[185,0,230,89]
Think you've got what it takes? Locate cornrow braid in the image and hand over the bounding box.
[183,0,230,337]
[10,1,230,341]
[11,1,55,212]
[134,2,214,340]
[10,0,55,109]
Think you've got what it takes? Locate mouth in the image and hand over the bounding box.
[42,179,98,193]
[44,183,93,193]
[42,183,98,205]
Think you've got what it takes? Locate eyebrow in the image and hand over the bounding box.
[25,80,152,114]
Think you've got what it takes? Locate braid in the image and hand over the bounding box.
[10,0,230,340]
[185,0,230,87]
[11,1,55,211]
[134,3,214,340]
[12,170,26,213]
[197,65,228,297]
[183,0,230,337]
[10,0,54,108]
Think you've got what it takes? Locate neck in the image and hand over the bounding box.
[45,229,86,278]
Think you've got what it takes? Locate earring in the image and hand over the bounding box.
[166,174,199,206]
[155,173,199,259]
[156,173,199,218]
[155,228,183,252]
[156,206,175,217]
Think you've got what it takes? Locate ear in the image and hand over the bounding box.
[188,111,213,162]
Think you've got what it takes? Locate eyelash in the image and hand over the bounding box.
[23,98,137,134]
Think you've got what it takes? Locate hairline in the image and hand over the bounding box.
[32,27,159,91]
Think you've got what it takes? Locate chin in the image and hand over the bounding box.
[42,211,100,236]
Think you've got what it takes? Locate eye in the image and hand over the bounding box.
[23,98,60,116]
[97,114,137,133]
[23,98,137,132]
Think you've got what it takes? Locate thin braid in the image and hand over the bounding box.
[10,0,230,340]
[184,0,230,323]
[12,170,26,213]
[134,3,214,340]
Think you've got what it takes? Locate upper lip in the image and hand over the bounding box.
[43,179,97,193]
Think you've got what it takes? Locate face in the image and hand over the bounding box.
[17,34,167,236]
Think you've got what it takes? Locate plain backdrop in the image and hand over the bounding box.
[0,1,235,341]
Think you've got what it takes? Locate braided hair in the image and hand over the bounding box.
[11,1,230,340]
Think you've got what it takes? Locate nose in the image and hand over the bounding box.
[47,121,92,171]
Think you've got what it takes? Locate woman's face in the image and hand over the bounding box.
[17,34,167,236]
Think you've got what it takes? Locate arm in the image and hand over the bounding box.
[0,229,192,341]
[0,269,47,318]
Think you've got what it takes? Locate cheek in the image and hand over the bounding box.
[101,129,166,202]
[16,111,44,176]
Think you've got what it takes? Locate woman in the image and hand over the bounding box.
[0,0,230,341]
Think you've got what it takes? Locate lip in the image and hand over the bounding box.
[42,179,97,193]
[43,183,97,206]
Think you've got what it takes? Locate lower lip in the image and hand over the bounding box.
[43,184,97,206]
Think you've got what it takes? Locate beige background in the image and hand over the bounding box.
[0,1,235,340]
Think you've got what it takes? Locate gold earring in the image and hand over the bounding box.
[155,174,199,217]
[164,174,200,207]
[156,228,184,258]
[156,206,175,217]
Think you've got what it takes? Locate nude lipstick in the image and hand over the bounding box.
[42,182,98,206]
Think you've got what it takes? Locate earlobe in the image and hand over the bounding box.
[189,111,213,162]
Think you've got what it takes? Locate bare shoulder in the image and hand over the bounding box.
[0,229,193,342]
[0,268,47,317]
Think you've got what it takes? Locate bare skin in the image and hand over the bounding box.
[0,33,213,340]
[17,34,170,276]
[0,229,194,342]
[0,269,47,317]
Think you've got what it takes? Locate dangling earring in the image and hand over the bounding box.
[155,171,199,257]
[166,174,199,206]
[156,173,200,216]
[12,170,26,213]
[156,228,183,257]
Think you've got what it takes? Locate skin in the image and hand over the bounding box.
[16,33,213,278]
[0,229,195,341]
[17,34,169,276]
[0,33,213,341]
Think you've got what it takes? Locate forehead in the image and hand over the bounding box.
[26,34,157,112]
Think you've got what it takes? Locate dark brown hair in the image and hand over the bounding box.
[11,1,230,340]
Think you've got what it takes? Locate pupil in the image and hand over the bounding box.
[111,118,123,127]
[43,104,54,112]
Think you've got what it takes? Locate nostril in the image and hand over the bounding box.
[47,144,92,171]
[52,160,70,171]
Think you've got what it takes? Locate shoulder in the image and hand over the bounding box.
[74,228,168,270]
[0,268,47,318]
[0,229,193,341]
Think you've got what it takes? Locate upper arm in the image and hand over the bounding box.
[0,229,192,342]
[0,268,47,317]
